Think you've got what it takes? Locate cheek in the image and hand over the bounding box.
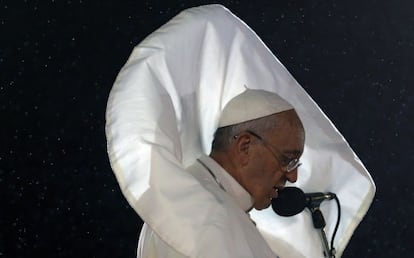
[246,154,281,195]
[263,162,280,180]
[256,159,278,182]
[257,167,279,190]
[263,168,284,189]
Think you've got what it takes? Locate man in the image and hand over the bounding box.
[138,89,305,257]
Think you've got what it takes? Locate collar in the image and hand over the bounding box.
[198,154,254,212]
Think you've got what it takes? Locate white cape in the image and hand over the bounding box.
[106,4,375,258]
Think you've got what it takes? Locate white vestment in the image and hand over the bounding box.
[105,4,376,258]
[137,155,284,258]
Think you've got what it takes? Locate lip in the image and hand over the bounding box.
[272,189,279,199]
[272,186,285,199]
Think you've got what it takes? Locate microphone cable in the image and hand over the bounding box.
[329,195,341,258]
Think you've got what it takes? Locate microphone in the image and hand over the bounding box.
[272,187,340,257]
[271,187,306,216]
[272,187,336,217]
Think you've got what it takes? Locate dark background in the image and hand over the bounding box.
[1,1,413,257]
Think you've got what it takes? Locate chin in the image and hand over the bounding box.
[254,201,271,210]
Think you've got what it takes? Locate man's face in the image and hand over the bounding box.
[240,112,305,210]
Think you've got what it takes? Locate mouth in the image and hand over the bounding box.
[271,186,284,199]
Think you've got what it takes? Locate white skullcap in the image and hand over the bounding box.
[218,89,294,127]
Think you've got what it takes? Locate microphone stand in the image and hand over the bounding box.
[308,205,334,258]
[272,187,340,258]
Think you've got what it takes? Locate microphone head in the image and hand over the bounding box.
[271,187,306,217]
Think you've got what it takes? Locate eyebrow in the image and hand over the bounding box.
[281,150,303,157]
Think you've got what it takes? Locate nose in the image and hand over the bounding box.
[285,169,298,183]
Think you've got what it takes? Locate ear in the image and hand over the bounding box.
[233,133,252,166]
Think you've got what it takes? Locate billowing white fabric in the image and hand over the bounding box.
[105,4,375,258]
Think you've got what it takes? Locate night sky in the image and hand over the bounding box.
[2,1,413,257]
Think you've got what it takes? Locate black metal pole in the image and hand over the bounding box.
[310,208,333,257]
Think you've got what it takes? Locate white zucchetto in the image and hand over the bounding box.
[219,89,294,127]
